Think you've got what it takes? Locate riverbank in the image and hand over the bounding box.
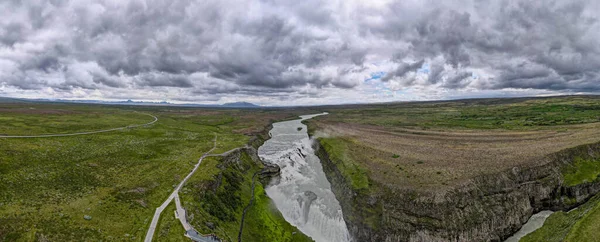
[520,193,600,241]
[312,136,600,241]
[258,113,351,242]
[168,121,313,241]
[302,97,600,241]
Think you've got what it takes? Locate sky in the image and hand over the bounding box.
[1,0,599,106]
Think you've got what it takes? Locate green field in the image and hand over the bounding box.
[4,96,600,241]
[562,157,600,187]
[319,138,368,190]
[322,96,600,130]
[0,102,308,241]
[306,95,600,241]
[308,97,600,190]
[521,194,600,242]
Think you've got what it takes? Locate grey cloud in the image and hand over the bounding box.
[135,73,194,88]
[382,60,424,82]
[370,0,600,91]
[4,75,48,90]
[0,22,26,46]
[443,72,472,89]
[428,63,445,84]
[91,74,124,88]
[1,0,599,102]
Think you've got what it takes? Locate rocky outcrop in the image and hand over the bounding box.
[258,163,281,185]
[314,140,600,242]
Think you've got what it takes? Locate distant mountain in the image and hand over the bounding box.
[0,97,26,103]
[0,96,263,108]
[221,102,260,108]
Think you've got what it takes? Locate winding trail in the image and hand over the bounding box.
[0,112,158,138]
[144,135,246,242]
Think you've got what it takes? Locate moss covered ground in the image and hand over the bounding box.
[521,194,600,242]
[319,137,368,190]
[179,151,312,241]
[307,96,600,190]
[562,157,600,187]
[0,102,306,241]
[320,96,600,130]
[306,96,600,241]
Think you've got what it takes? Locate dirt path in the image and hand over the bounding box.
[145,135,246,242]
[0,112,158,138]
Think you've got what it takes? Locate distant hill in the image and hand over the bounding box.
[0,97,27,103]
[221,102,260,108]
[0,96,263,108]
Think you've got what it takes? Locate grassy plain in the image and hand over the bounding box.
[0,102,305,241]
[308,96,600,190]
[306,95,600,241]
[319,96,600,130]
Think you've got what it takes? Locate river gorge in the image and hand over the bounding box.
[257,113,600,242]
[258,113,351,242]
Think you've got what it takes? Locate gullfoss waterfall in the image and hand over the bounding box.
[258,113,351,242]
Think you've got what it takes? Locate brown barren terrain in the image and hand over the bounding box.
[309,96,600,190]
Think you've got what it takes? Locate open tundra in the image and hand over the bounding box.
[305,96,600,241]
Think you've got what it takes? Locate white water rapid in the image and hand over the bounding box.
[258,113,352,242]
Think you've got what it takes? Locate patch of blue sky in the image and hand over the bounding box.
[417,62,430,74]
[365,71,386,82]
[362,71,407,98]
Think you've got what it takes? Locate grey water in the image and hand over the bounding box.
[504,210,554,242]
[257,113,351,242]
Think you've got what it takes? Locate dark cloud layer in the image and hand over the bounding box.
[0,0,599,103]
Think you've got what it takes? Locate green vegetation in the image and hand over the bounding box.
[0,102,302,241]
[319,137,369,190]
[0,104,154,135]
[562,157,600,187]
[521,194,600,242]
[244,183,312,241]
[305,96,600,241]
[305,96,600,190]
[566,198,600,241]
[322,96,600,130]
[179,151,311,241]
[155,202,186,241]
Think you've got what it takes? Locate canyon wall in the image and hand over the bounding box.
[314,141,600,242]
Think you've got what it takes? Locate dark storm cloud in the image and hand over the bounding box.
[369,0,600,92]
[381,60,424,82]
[427,63,445,84]
[0,0,599,102]
[443,72,473,89]
[5,75,48,90]
[91,73,125,88]
[135,73,194,88]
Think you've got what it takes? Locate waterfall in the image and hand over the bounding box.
[258,113,352,242]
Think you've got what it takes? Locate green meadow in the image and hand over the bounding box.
[0,102,306,241]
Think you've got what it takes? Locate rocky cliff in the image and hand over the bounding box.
[314,140,600,242]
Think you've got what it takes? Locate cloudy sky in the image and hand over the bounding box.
[1,0,599,105]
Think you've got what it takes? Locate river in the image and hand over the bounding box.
[257,113,352,242]
[504,210,553,242]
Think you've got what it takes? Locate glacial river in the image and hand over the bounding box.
[504,210,554,242]
[258,113,351,242]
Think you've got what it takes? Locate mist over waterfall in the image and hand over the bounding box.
[258,113,351,242]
